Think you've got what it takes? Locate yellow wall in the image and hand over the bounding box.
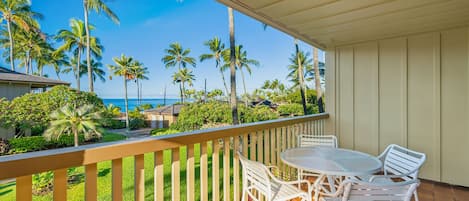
[325,27,469,186]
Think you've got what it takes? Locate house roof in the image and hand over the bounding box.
[144,104,184,115]
[217,0,469,48]
[0,67,69,88]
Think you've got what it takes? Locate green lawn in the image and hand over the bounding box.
[0,137,237,201]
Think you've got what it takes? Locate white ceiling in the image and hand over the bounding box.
[217,0,469,49]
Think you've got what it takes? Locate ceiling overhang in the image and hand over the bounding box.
[217,0,469,49]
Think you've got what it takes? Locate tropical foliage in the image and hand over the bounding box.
[171,101,278,132]
[44,104,102,147]
[0,86,104,135]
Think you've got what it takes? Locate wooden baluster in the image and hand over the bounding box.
[250,133,257,161]
[172,148,180,201]
[265,129,270,165]
[53,169,67,201]
[212,140,220,201]
[282,127,287,178]
[16,175,32,201]
[242,134,248,157]
[112,159,123,201]
[200,142,208,201]
[270,128,276,166]
[234,136,240,201]
[85,163,97,201]
[154,151,164,201]
[134,154,145,201]
[257,131,263,164]
[187,144,195,201]
[223,137,231,201]
[276,127,281,175]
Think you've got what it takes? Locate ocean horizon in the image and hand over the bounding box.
[102,98,179,112]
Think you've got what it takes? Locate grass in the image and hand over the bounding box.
[0,136,237,201]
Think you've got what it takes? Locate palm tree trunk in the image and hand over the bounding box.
[73,127,79,147]
[24,56,29,74]
[295,38,308,115]
[313,47,324,113]
[7,20,15,71]
[240,69,248,107]
[181,80,185,103]
[124,76,130,132]
[28,56,32,75]
[136,79,140,105]
[218,63,230,98]
[228,7,239,125]
[83,0,94,92]
[76,48,82,91]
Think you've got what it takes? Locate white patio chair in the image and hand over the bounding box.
[238,152,313,201]
[297,134,338,149]
[297,135,338,179]
[358,144,426,201]
[320,178,420,201]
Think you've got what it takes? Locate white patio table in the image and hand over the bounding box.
[280,146,382,201]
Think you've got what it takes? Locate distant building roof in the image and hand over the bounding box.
[0,67,69,88]
[144,104,184,116]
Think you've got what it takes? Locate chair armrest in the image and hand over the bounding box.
[369,169,418,182]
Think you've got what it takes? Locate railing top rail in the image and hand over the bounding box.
[0,113,328,180]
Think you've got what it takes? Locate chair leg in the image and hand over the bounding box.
[241,189,247,201]
[414,191,419,201]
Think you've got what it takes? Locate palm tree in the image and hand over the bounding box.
[78,59,106,83]
[227,7,239,125]
[312,47,324,113]
[0,0,41,71]
[44,104,102,147]
[222,45,259,106]
[200,37,229,97]
[55,18,102,91]
[49,50,69,80]
[161,42,196,103]
[288,41,313,115]
[83,0,119,93]
[130,62,149,105]
[172,68,195,102]
[108,54,137,132]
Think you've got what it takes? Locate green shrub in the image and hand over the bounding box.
[9,136,50,153]
[129,118,146,130]
[151,128,180,136]
[6,86,104,134]
[277,103,318,116]
[172,102,279,132]
[33,171,54,194]
[54,134,86,148]
[239,105,278,123]
[101,118,126,129]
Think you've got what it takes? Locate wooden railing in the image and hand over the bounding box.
[0,113,329,201]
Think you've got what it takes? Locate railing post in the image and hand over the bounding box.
[135,154,145,201]
[171,148,180,201]
[53,169,67,201]
[112,158,123,201]
[223,137,231,201]
[16,175,32,201]
[187,144,195,201]
[85,163,97,201]
[154,151,164,201]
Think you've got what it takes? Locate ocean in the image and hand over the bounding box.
[102,98,179,112]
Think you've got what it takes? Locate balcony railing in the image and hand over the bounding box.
[0,113,329,201]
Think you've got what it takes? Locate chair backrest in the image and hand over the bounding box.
[297,134,338,148]
[342,179,419,201]
[238,152,272,200]
[381,144,426,180]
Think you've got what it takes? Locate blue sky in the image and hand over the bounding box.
[26,0,324,98]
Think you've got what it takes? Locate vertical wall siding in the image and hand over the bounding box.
[326,27,469,186]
